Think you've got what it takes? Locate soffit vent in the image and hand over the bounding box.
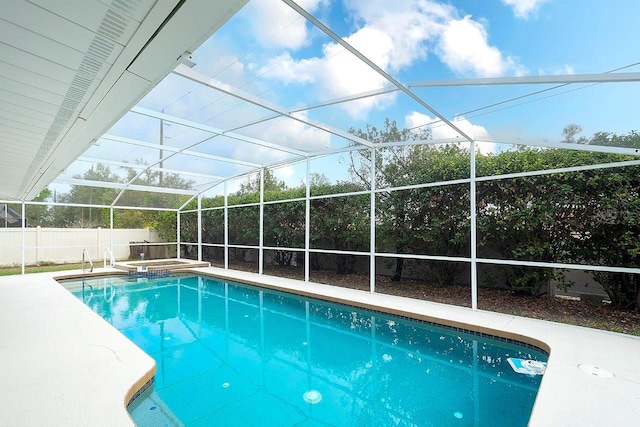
[19,0,143,197]
[110,0,146,18]
[99,9,129,43]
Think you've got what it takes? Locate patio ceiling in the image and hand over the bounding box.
[2,1,639,208]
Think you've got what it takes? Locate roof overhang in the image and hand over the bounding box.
[0,0,248,201]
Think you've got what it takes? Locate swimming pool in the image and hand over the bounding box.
[64,274,547,426]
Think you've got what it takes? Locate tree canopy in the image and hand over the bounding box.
[171,122,640,309]
[28,162,194,229]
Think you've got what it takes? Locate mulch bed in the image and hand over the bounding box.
[216,261,640,336]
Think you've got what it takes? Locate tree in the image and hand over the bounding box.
[477,129,640,302]
[237,169,286,196]
[26,188,53,226]
[309,172,330,187]
[153,123,640,309]
[55,164,120,227]
[562,123,587,144]
[310,182,370,273]
[264,196,305,266]
[113,160,194,230]
[588,129,640,149]
[564,131,640,309]
[572,166,640,310]
[349,118,471,283]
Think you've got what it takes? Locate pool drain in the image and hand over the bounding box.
[577,364,614,378]
[453,411,463,419]
[303,390,322,404]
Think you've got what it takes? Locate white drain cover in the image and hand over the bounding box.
[578,364,614,378]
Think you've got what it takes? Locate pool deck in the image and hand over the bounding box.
[0,267,639,426]
[0,269,155,427]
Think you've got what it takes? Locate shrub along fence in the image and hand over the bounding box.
[176,142,640,310]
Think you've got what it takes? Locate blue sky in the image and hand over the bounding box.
[89,0,640,192]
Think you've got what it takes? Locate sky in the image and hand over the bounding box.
[74,0,640,198]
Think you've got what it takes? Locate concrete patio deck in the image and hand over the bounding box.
[0,269,155,427]
[0,267,638,426]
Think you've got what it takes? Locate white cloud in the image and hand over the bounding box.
[538,64,575,75]
[437,16,525,77]
[501,0,548,19]
[345,1,524,78]
[244,0,327,50]
[233,111,332,164]
[261,28,397,120]
[260,52,317,84]
[258,1,448,119]
[273,165,295,181]
[405,111,497,153]
[314,28,398,119]
[344,0,455,70]
[255,1,525,119]
[260,112,332,152]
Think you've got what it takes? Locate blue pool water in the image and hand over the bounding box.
[64,274,547,426]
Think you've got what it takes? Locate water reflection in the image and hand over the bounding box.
[72,275,546,427]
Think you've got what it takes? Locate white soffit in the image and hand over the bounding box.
[0,0,248,201]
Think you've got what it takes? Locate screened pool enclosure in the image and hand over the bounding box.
[1,0,639,311]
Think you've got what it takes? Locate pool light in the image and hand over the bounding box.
[303,390,322,404]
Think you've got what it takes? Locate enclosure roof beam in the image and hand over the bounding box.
[131,106,309,157]
[282,0,473,143]
[289,87,399,113]
[100,134,261,168]
[172,64,376,149]
[273,72,640,122]
[54,177,199,196]
[410,72,640,88]
[490,138,640,156]
[177,195,199,212]
[285,73,640,115]
[78,157,225,181]
[370,137,640,155]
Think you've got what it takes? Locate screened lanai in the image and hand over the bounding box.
[1,0,640,312]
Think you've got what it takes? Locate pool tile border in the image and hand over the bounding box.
[365,308,549,355]
[127,377,155,407]
[195,270,551,354]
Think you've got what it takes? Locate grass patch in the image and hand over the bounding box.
[0,263,84,276]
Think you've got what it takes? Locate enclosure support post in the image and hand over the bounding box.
[109,207,114,261]
[305,159,310,282]
[197,195,202,262]
[470,140,478,310]
[176,209,181,260]
[370,147,376,293]
[21,201,25,275]
[259,168,264,275]
[224,181,229,269]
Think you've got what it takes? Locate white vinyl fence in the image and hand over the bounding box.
[0,227,168,267]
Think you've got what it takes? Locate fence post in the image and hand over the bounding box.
[36,225,41,266]
[21,202,25,275]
